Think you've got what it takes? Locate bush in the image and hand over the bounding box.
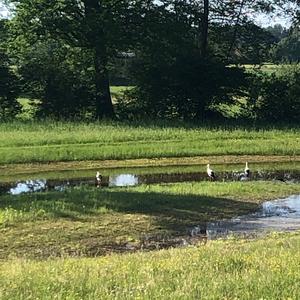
[248,65,300,123]
[0,52,20,121]
[18,40,96,120]
[116,54,247,121]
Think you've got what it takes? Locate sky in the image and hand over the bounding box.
[0,3,10,19]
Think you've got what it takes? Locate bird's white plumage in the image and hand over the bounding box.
[244,162,250,177]
[207,164,215,179]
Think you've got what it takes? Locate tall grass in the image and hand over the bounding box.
[1,232,300,299]
[0,121,299,164]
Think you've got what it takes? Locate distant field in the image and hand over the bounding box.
[242,63,287,73]
[110,85,133,97]
[0,121,299,165]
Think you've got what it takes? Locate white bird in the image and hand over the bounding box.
[244,162,250,177]
[95,171,102,187]
[207,164,216,181]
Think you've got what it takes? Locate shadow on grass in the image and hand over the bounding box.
[0,187,258,232]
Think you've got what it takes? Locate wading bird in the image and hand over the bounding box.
[207,164,216,181]
[244,162,250,178]
[95,171,102,187]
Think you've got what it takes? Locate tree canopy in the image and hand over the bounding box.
[1,0,299,123]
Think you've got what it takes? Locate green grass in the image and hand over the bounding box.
[1,231,300,299]
[0,121,299,165]
[110,85,133,97]
[243,63,289,74]
[1,181,300,260]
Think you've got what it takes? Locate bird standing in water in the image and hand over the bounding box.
[244,162,250,178]
[95,171,102,187]
[207,164,216,181]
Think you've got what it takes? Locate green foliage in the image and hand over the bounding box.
[271,27,300,62]
[118,55,248,120]
[0,20,20,120]
[247,65,300,122]
[0,52,20,120]
[211,23,276,64]
[17,39,96,119]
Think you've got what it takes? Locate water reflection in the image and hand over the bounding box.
[9,179,47,195]
[0,170,299,196]
[203,195,300,239]
[109,174,138,187]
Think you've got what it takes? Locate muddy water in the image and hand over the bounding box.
[139,195,300,250]
[1,170,300,195]
[123,195,300,252]
[197,194,300,239]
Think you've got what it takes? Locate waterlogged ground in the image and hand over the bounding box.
[206,194,300,239]
[1,161,300,194]
[1,180,300,259]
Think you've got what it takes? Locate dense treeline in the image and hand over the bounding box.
[0,0,299,122]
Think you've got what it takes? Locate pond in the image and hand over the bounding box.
[137,194,300,250]
[205,194,300,239]
[0,169,300,195]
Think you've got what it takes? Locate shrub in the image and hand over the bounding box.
[248,65,300,123]
[0,52,20,121]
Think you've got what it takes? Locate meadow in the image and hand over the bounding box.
[1,230,300,299]
[0,121,299,165]
[1,181,300,260]
[1,80,300,299]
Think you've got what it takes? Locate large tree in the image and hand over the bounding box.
[8,0,139,118]
[0,19,20,120]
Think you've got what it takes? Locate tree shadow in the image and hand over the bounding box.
[0,187,259,234]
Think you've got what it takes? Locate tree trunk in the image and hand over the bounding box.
[84,0,114,119]
[200,0,209,57]
[94,47,114,118]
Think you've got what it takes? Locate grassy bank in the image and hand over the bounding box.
[0,121,299,164]
[1,181,300,260]
[1,231,300,299]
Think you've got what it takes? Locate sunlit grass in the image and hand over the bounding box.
[0,121,299,164]
[1,231,300,299]
[1,181,299,259]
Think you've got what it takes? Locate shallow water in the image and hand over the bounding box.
[202,194,300,239]
[125,195,300,251]
[1,169,300,195]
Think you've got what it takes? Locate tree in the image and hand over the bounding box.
[271,27,300,62]
[0,20,20,120]
[17,39,96,119]
[8,0,140,118]
[247,65,300,123]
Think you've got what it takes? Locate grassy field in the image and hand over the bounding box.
[1,181,300,260]
[1,231,300,299]
[0,121,299,165]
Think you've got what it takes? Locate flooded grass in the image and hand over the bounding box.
[1,181,300,260]
[1,158,300,183]
[0,121,299,164]
[1,231,300,299]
